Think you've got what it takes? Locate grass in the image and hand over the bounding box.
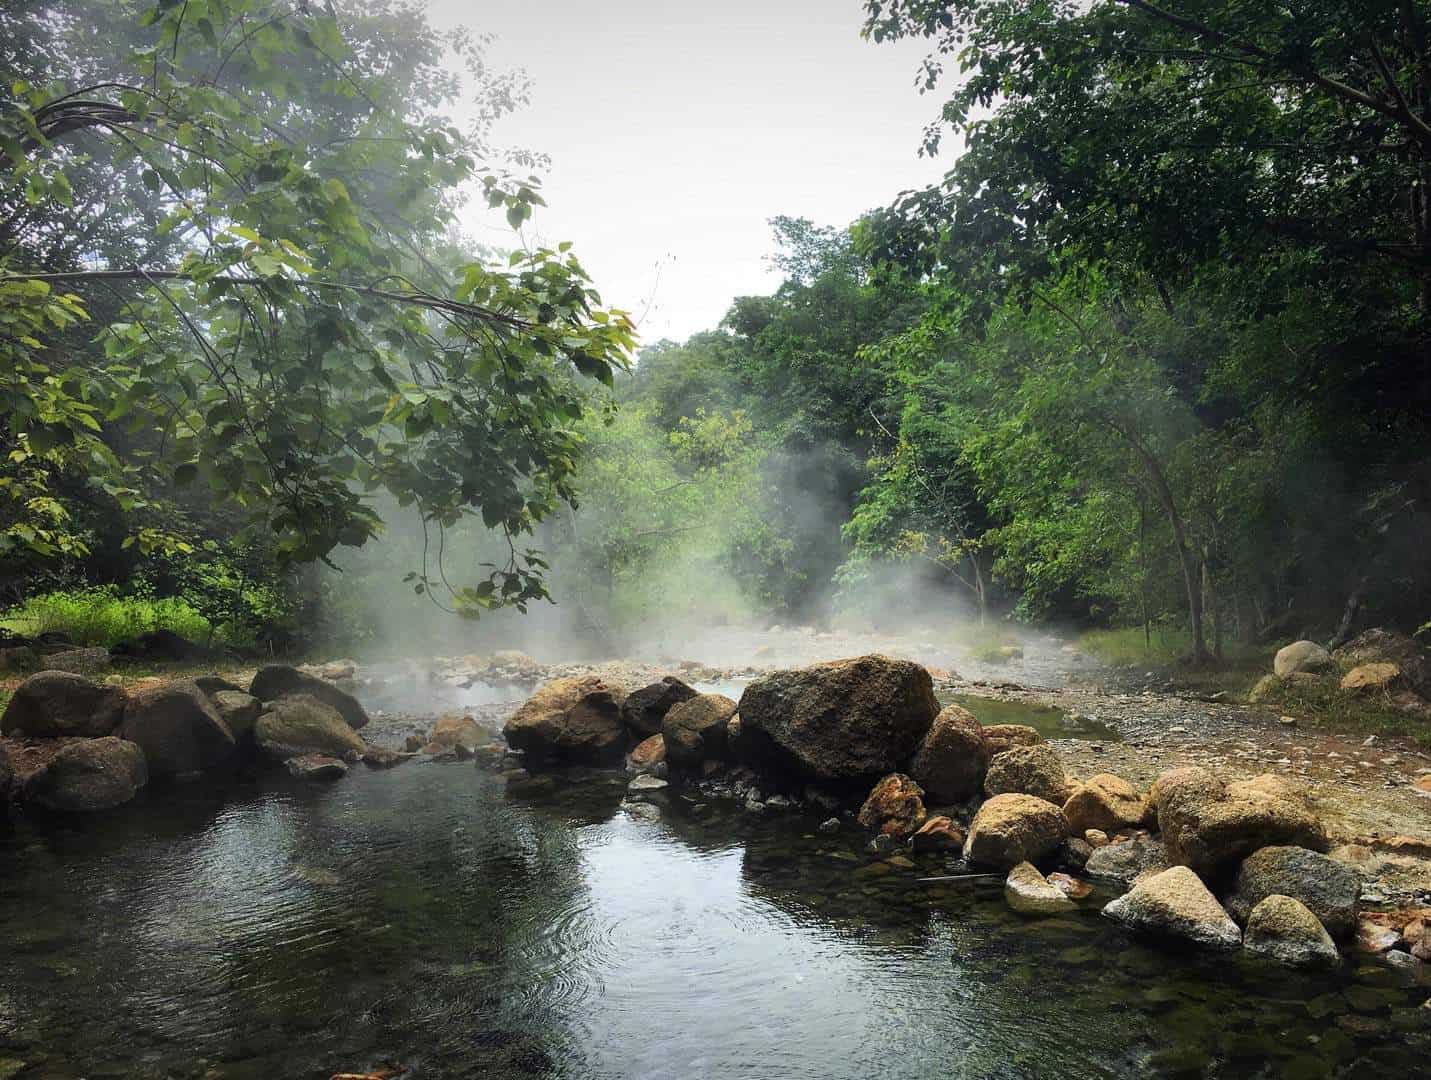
[1252,674,1431,746]
[0,587,213,649]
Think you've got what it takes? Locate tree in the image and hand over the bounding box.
[0,0,633,616]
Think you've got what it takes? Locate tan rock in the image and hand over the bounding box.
[1102,866,1241,949]
[1340,662,1402,693]
[502,675,628,765]
[1005,861,1075,915]
[982,723,1043,756]
[662,693,737,766]
[1085,829,1110,847]
[984,743,1072,806]
[1063,773,1147,834]
[1274,640,1333,678]
[911,815,965,852]
[963,792,1068,870]
[1243,894,1341,968]
[908,704,989,802]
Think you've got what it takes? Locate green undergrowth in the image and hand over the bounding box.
[1253,675,1431,747]
[0,587,213,649]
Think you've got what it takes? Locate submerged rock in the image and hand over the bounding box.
[254,695,366,761]
[21,736,148,812]
[1005,861,1075,915]
[621,676,698,737]
[912,815,965,852]
[734,655,938,786]
[983,744,1072,806]
[1243,894,1341,968]
[964,792,1068,870]
[1,671,126,738]
[1225,845,1360,939]
[1152,767,1326,877]
[119,680,236,779]
[1102,866,1241,949]
[856,773,927,840]
[250,664,370,731]
[908,703,989,802]
[1274,641,1333,678]
[662,693,737,767]
[1084,835,1169,886]
[503,675,628,766]
[1063,774,1148,834]
[284,753,348,781]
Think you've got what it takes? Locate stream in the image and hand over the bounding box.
[1,759,1427,1078]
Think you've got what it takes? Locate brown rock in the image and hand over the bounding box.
[1340,662,1402,693]
[620,676,698,736]
[250,664,370,730]
[1,671,127,738]
[426,714,490,751]
[119,680,237,779]
[982,723,1043,756]
[1063,773,1147,834]
[908,703,989,802]
[911,815,965,852]
[964,792,1069,870]
[20,736,148,812]
[628,733,667,772]
[254,695,366,760]
[984,744,1072,806]
[284,753,348,781]
[857,773,928,839]
[502,675,628,765]
[1085,829,1110,847]
[1047,872,1092,900]
[662,693,737,767]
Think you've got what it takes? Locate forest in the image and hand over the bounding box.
[3,0,1429,667]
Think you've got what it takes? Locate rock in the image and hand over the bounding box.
[284,753,348,781]
[209,690,261,742]
[983,743,1072,805]
[1085,829,1110,847]
[20,736,147,812]
[301,658,358,682]
[907,703,989,802]
[964,792,1069,870]
[1047,872,1092,900]
[38,646,110,675]
[1005,861,1076,915]
[1340,663,1403,693]
[662,693,737,767]
[249,664,370,731]
[627,774,668,793]
[734,655,938,786]
[118,680,237,779]
[911,815,965,852]
[1274,641,1334,678]
[620,676,698,736]
[1102,866,1241,949]
[1357,918,1402,954]
[856,773,927,840]
[1085,835,1169,885]
[818,816,841,833]
[502,675,628,765]
[982,723,1043,756]
[110,628,207,661]
[1060,837,1093,871]
[426,715,490,751]
[361,746,410,769]
[1063,773,1148,834]
[627,733,667,773]
[0,645,36,673]
[1243,895,1341,968]
[1225,845,1361,938]
[1,671,127,738]
[0,740,12,801]
[1334,628,1431,695]
[1400,917,1431,961]
[254,695,366,760]
[1152,767,1326,877]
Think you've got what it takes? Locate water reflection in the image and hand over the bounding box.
[0,765,1426,1078]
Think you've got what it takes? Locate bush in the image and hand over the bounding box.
[0,586,213,648]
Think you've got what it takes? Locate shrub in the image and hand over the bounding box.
[0,586,212,648]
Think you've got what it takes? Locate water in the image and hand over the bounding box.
[0,765,1426,1079]
[943,693,1123,743]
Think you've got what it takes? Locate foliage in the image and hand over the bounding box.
[1,585,213,648]
[0,0,634,618]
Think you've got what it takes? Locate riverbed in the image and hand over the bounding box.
[2,760,1428,1079]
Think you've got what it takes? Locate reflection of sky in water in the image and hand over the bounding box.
[0,767,1418,1078]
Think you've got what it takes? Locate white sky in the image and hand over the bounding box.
[425,0,949,346]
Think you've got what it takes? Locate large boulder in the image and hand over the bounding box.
[983,744,1072,806]
[662,693,737,767]
[1340,663,1402,693]
[1274,641,1333,678]
[1333,628,1431,695]
[425,715,493,752]
[119,680,237,779]
[39,646,111,675]
[1005,861,1075,915]
[734,655,938,786]
[908,703,989,803]
[209,690,261,742]
[1063,774,1148,835]
[1224,845,1360,938]
[963,792,1068,870]
[1084,834,1170,886]
[1152,767,1326,877]
[1102,866,1241,949]
[20,736,148,812]
[502,675,628,765]
[1,671,127,738]
[982,724,1043,757]
[249,664,370,731]
[254,695,366,760]
[621,676,698,737]
[1243,894,1341,968]
[856,773,927,840]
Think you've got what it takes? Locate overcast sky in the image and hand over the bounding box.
[425,0,949,346]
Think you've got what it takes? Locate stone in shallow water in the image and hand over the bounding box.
[964,793,1068,870]
[1084,834,1168,885]
[1225,845,1360,939]
[911,815,965,853]
[627,775,668,795]
[1102,866,1241,949]
[285,754,348,781]
[1005,861,1075,916]
[1243,894,1341,968]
